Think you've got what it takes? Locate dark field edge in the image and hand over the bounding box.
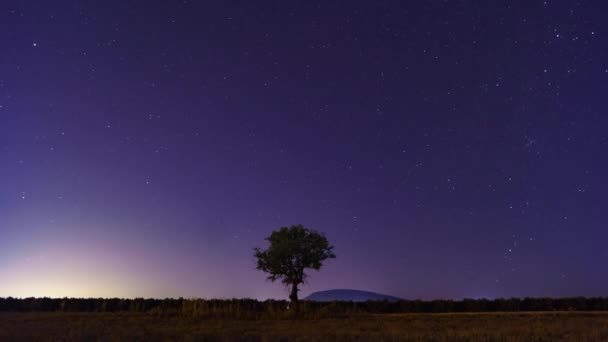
[1,297,607,319]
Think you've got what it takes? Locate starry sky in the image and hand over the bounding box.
[1,1,607,300]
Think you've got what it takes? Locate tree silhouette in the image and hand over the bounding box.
[254,224,336,306]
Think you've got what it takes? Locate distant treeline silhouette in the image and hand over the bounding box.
[1,297,607,318]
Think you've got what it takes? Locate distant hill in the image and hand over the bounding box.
[304,289,401,302]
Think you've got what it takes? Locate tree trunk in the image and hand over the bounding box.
[289,283,299,305]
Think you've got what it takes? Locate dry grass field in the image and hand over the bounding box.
[1,311,607,341]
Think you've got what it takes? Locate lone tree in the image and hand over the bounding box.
[254,224,336,305]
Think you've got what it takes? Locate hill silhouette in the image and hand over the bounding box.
[304,289,401,302]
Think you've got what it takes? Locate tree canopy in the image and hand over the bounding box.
[254,224,336,304]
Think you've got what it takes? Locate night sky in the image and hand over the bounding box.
[1,1,607,300]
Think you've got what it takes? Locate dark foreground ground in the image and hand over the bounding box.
[1,312,608,341]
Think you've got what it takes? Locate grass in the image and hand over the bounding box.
[1,311,607,341]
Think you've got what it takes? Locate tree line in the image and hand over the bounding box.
[1,297,607,318]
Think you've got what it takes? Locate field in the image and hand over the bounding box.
[2,311,608,341]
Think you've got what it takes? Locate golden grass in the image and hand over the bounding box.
[1,311,607,341]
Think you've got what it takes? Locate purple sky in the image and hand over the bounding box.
[1,1,607,300]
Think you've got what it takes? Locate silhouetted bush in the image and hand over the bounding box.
[0,297,606,319]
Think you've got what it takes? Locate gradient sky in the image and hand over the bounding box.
[1,1,607,300]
